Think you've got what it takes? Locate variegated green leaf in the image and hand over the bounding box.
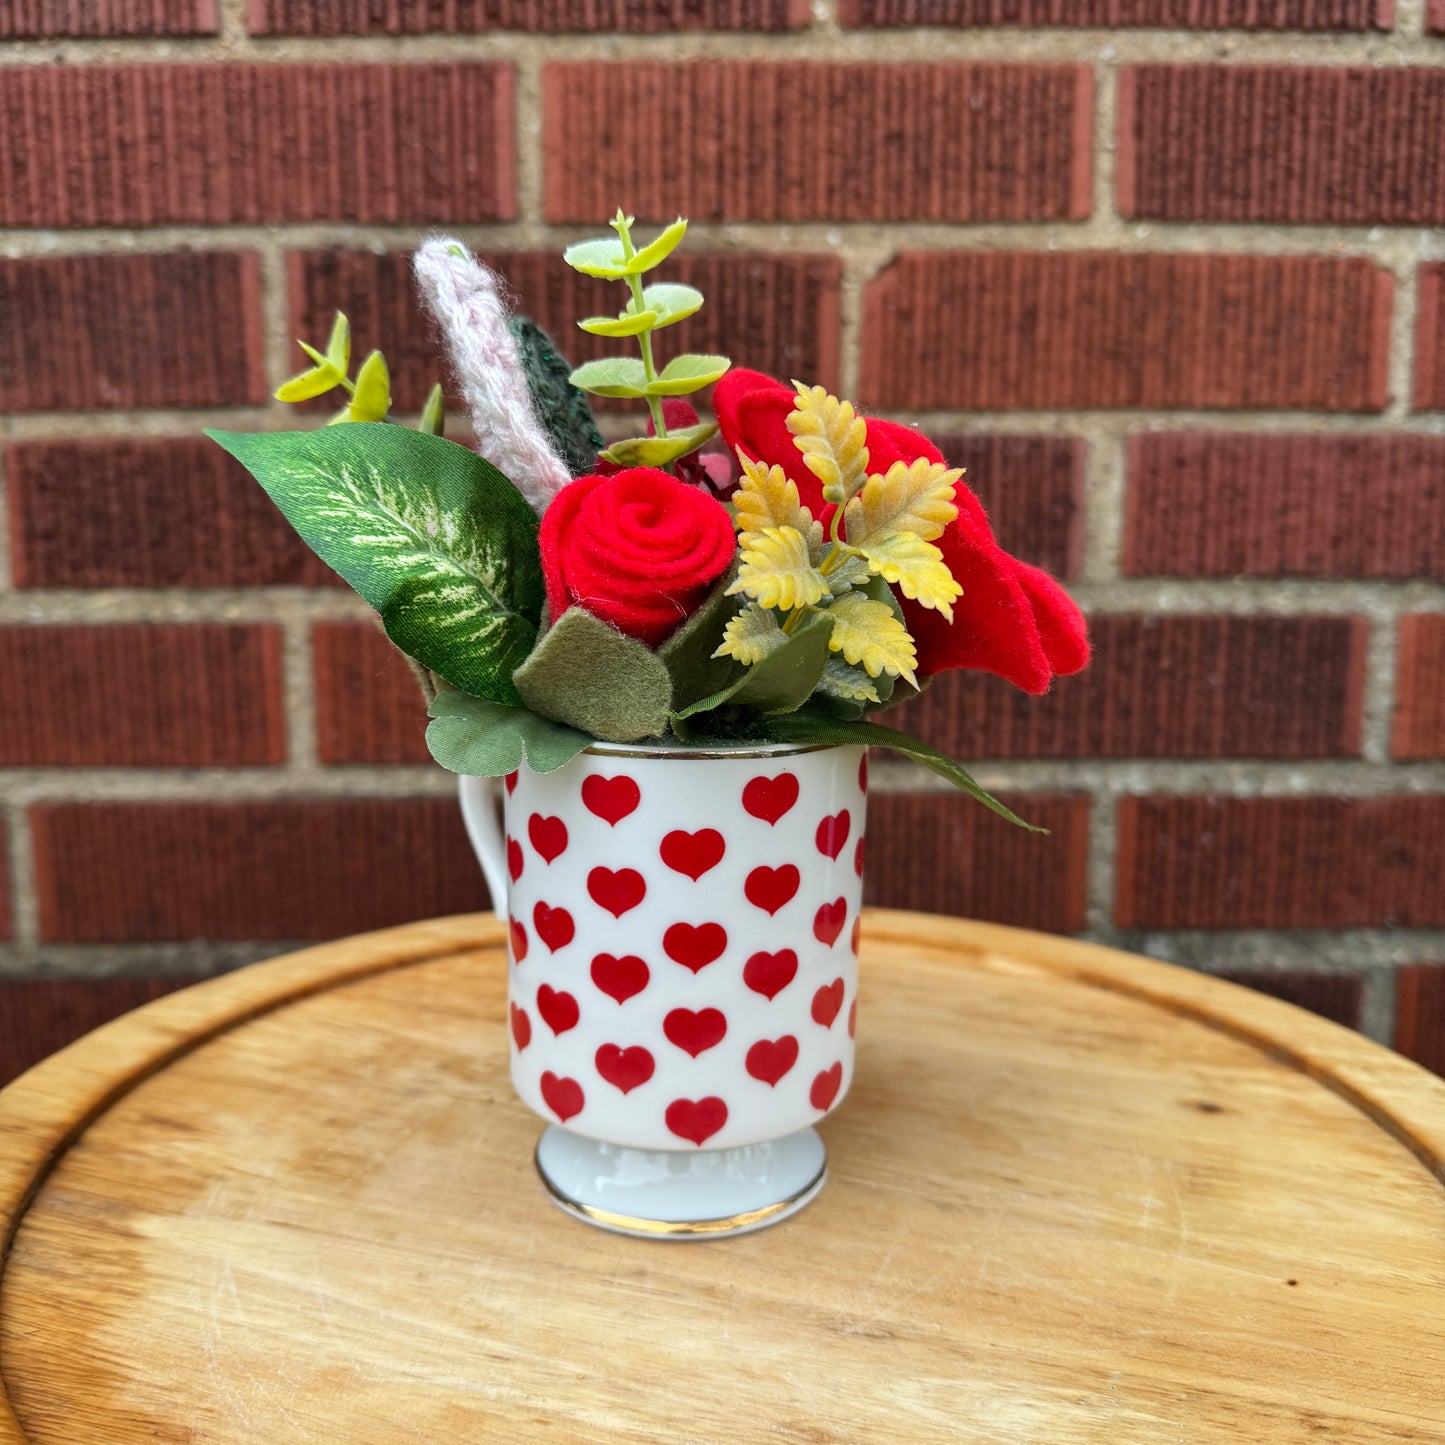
[207,424,543,706]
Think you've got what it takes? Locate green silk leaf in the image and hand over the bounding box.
[563,219,688,279]
[207,424,543,705]
[672,611,833,720]
[426,690,591,776]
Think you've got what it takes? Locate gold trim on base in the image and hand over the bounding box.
[534,1147,827,1238]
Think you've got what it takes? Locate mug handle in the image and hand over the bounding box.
[457,774,508,917]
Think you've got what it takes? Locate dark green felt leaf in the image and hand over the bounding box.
[763,711,1044,831]
[657,569,744,711]
[509,316,603,477]
[425,690,591,775]
[673,611,834,721]
[513,606,673,743]
[208,425,542,706]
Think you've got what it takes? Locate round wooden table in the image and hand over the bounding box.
[2,911,1443,1443]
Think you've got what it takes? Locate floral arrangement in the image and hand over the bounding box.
[210,214,1088,824]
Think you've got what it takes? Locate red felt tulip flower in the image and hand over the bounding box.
[539,466,736,648]
[712,368,1089,694]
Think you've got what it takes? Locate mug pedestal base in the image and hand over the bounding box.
[534,1126,827,1240]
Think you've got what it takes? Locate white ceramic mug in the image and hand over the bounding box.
[459,740,866,1237]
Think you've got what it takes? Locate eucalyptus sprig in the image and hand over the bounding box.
[563,212,729,472]
[277,311,445,435]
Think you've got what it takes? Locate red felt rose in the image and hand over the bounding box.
[539,466,736,648]
[713,368,1089,694]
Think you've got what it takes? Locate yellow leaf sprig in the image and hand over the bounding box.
[715,383,963,706]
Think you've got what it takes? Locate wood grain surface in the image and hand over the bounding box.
[2,910,1443,1444]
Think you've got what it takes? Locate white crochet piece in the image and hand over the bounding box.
[413,237,573,515]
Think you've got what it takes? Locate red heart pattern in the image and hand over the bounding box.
[812,979,845,1028]
[810,1063,843,1112]
[595,1044,655,1094]
[742,773,799,825]
[510,1003,531,1050]
[664,1007,727,1057]
[591,952,649,1005]
[508,917,528,963]
[743,949,798,1000]
[850,917,861,955]
[587,866,647,918]
[848,1000,857,1038]
[815,810,851,860]
[528,813,568,864]
[537,985,580,1036]
[858,754,868,792]
[813,897,847,946]
[533,902,574,953]
[745,1036,799,1087]
[663,922,727,973]
[853,837,865,877]
[507,837,524,882]
[582,774,641,826]
[504,770,518,794]
[660,828,725,880]
[744,864,799,916]
[540,1071,584,1122]
[666,1096,728,1146]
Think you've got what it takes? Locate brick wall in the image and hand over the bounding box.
[1,1,1443,1085]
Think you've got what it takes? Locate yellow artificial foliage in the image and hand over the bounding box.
[823,592,918,686]
[856,532,962,621]
[817,656,882,704]
[728,527,828,612]
[714,604,786,665]
[732,453,821,555]
[785,384,870,507]
[843,457,961,546]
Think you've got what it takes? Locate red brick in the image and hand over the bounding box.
[1124,433,1445,579]
[31,800,489,942]
[864,792,1089,933]
[0,253,264,413]
[861,252,1392,412]
[250,0,807,32]
[314,623,431,766]
[930,435,1084,578]
[1416,265,1445,411]
[1214,970,1364,1030]
[893,615,1365,760]
[1430,0,1445,31]
[1115,796,1445,929]
[543,62,1092,223]
[0,625,286,768]
[289,249,842,414]
[0,976,204,1089]
[0,64,514,228]
[1120,68,1445,225]
[839,0,1387,26]
[0,0,216,35]
[1395,964,1445,1078]
[7,439,338,590]
[1393,616,1445,760]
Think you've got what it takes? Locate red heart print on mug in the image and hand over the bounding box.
[540,1071,584,1122]
[742,949,797,1000]
[587,866,647,918]
[537,985,580,1036]
[590,952,649,1004]
[665,1096,728,1146]
[508,917,528,963]
[810,1063,843,1112]
[595,1044,655,1094]
[812,979,844,1028]
[660,829,725,880]
[742,773,799,825]
[745,1036,799,1087]
[528,813,568,864]
[533,902,574,953]
[507,837,524,882]
[663,1007,727,1058]
[744,864,799,916]
[815,810,851,860]
[663,922,727,973]
[581,775,641,826]
[813,898,847,946]
[504,770,518,795]
[509,1003,531,1050]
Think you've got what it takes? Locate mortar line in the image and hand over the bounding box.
[1084,778,1118,935]
[1359,965,1399,1046]
[511,47,544,238]
[1359,609,1400,765]
[1385,244,1422,421]
[1078,431,1126,586]
[1092,53,1117,227]
[4,803,38,948]
[281,615,317,769]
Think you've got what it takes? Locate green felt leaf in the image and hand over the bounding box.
[418,382,445,436]
[657,569,744,711]
[673,611,833,721]
[207,424,542,705]
[513,606,673,743]
[509,316,604,478]
[577,309,658,337]
[569,357,649,399]
[649,353,731,396]
[764,711,1044,830]
[426,690,591,776]
[641,283,704,328]
[599,421,718,469]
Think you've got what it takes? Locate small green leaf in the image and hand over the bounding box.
[324,312,351,374]
[514,606,673,743]
[349,350,390,422]
[276,363,344,403]
[569,356,649,399]
[599,421,718,469]
[673,612,833,720]
[764,711,1045,831]
[627,218,688,274]
[577,309,658,338]
[649,353,731,397]
[298,340,331,369]
[562,237,632,279]
[426,690,591,776]
[418,382,445,436]
[640,283,704,328]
